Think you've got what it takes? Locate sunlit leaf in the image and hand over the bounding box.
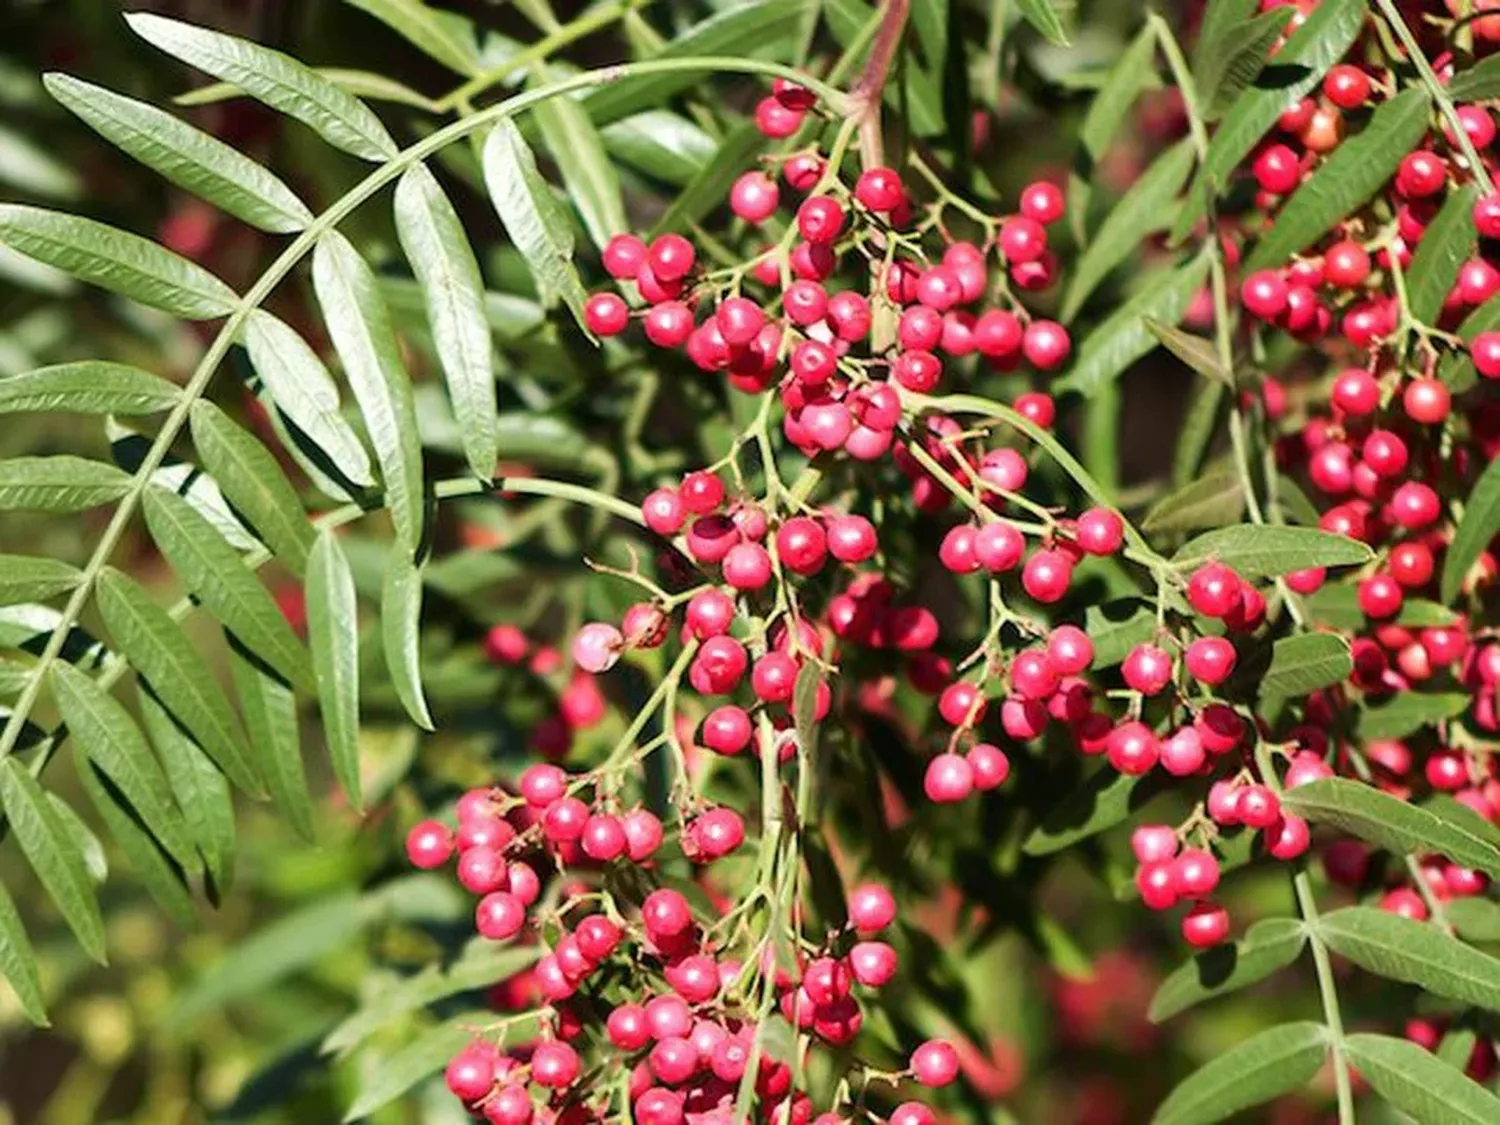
[138,688,235,895]
[1319,907,1500,1011]
[393,164,499,481]
[1172,525,1372,578]
[44,73,313,233]
[142,485,314,691]
[1346,1033,1500,1125]
[312,231,425,551]
[0,556,83,605]
[0,204,237,318]
[0,879,46,1025]
[307,531,363,810]
[0,758,106,963]
[1257,634,1352,699]
[482,119,588,329]
[0,456,132,512]
[341,0,480,76]
[96,567,260,796]
[0,361,180,416]
[75,756,198,927]
[126,13,398,161]
[230,646,312,842]
[51,660,195,867]
[381,547,433,730]
[533,89,628,253]
[243,310,376,489]
[1281,778,1500,878]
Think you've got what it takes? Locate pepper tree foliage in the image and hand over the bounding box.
[6,0,1500,1121]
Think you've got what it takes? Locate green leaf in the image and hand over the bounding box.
[393,164,499,482]
[323,942,539,1055]
[1305,584,1456,630]
[1446,55,1500,102]
[0,204,237,318]
[651,120,764,238]
[0,879,47,1025]
[312,231,425,550]
[1281,777,1500,878]
[581,0,816,127]
[1024,769,1166,856]
[1150,918,1307,1023]
[0,556,83,605]
[1083,599,1158,668]
[1439,1026,1479,1072]
[1345,1033,1500,1125]
[43,73,313,234]
[1151,1021,1327,1125]
[482,119,588,329]
[1354,693,1471,741]
[341,0,479,76]
[1054,255,1211,398]
[167,892,364,1028]
[307,531,362,810]
[533,89,628,253]
[125,13,398,162]
[1170,0,1368,243]
[230,646,312,843]
[0,758,106,963]
[1145,318,1230,386]
[1195,7,1294,119]
[96,568,260,796]
[142,486,314,692]
[189,401,314,576]
[1172,525,1372,578]
[342,1013,484,1121]
[1063,140,1196,320]
[0,361,180,415]
[0,456,132,512]
[51,794,107,884]
[1442,455,1500,604]
[75,756,197,927]
[1244,89,1432,271]
[1015,0,1068,44]
[1143,470,1245,534]
[51,661,195,867]
[1406,184,1481,326]
[1319,906,1500,1011]
[1257,634,1352,699]
[381,547,433,730]
[138,689,234,894]
[1449,898,1500,943]
[602,111,716,186]
[1440,292,1500,394]
[243,310,376,488]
